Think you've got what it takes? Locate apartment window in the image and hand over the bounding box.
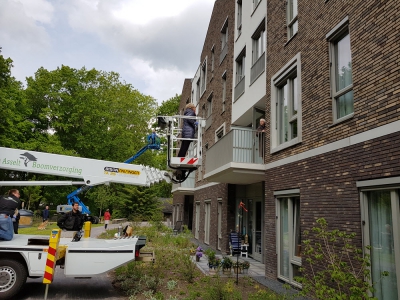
[271,53,302,153]
[252,25,265,64]
[234,48,246,101]
[327,17,353,122]
[215,123,225,142]
[236,49,246,84]
[207,96,212,118]
[196,79,200,103]
[204,201,211,244]
[237,0,242,35]
[200,59,207,95]
[222,72,227,112]
[359,178,400,299]
[220,17,229,64]
[276,191,301,287]
[287,0,298,40]
[211,46,215,73]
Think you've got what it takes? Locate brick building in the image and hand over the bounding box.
[264,0,400,298]
[173,0,400,298]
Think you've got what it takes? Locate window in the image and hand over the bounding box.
[200,60,207,95]
[327,17,353,122]
[196,79,200,103]
[276,191,301,286]
[253,0,260,10]
[191,90,194,103]
[202,104,206,119]
[271,53,302,152]
[252,26,265,64]
[222,72,227,112]
[211,46,215,73]
[237,0,242,35]
[215,123,225,142]
[287,0,298,40]
[234,48,246,101]
[207,96,212,118]
[220,17,229,63]
[359,179,400,299]
[204,201,211,244]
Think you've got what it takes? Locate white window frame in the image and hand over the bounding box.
[326,16,353,123]
[204,200,211,244]
[200,59,207,96]
[215,123,226,142]
[358,178,400,299]
[275,190,302,287]
[287,0,298,40]
[270,53,302,153]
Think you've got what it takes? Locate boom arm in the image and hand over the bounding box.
[0,147,169,187]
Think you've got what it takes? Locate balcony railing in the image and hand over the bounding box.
[205,127,265,172]
[172,171,195,194]
[250,52,265,85]
[220,43,228,64]
[234,76,245,101]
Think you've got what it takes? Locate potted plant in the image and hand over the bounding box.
[221,256,233,275]
[232,261,242,274]
[204,248,217,269]
[195,246,203,262]
[242,260,250,274]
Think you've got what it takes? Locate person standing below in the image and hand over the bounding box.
[57,202,84,232]
[104,209,111,229]
[42,205,49,222]
[0,189,21,241]
[256,118,266,158]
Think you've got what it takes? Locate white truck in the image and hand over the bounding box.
[0,146,170,299]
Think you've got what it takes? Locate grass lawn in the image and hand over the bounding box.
[18,221,103,236]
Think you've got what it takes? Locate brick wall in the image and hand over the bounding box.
[265,130,400,278]
[265,0,400,163]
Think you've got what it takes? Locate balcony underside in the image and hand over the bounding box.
[204,162,265,184]
[171,186,195,195]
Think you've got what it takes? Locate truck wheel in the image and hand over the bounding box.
[92,216,99,224]
[0,259,28,299]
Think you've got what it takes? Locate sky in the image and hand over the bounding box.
[0,0,215,104]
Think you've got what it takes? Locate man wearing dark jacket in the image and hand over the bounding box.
[0,189,21,241]
[57,202,84,231]
[178,103,197,157]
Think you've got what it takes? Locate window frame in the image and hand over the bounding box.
[237,0,243,36]
[270,53,302,153]
[215,123,226,142]
[358,179,400,299]
[211,45,215,73]
[236,47,246,85]
[252,20,266,65]
[287,0,298,40]
[327,17,353,123]
[200,58,207,96]
[222,71,227,113]
[221,18,228,50]
[275,190,302,287]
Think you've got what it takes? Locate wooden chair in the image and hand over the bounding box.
[173,221,183,235]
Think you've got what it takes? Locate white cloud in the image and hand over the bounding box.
[127,58,188,102]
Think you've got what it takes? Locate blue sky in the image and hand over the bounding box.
[0,0,215,104]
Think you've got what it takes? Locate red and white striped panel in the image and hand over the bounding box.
[170,157,200,167]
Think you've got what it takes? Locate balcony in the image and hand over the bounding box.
[220,43,228,64]
[250,52,265,85]
[171,171,195,195]
[204,127,265,184]
[234,76,245,101]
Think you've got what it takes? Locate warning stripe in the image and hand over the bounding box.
[179,158,198,164]
[43,246,57,284]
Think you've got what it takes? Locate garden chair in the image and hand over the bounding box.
[229,232,241,256]
[173,220,183,235]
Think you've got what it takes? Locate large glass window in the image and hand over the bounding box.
[278,74,298,144]
[277,195,301,286]
[362,189,400,299]
[327,19,353,122]
[271,53,302,153]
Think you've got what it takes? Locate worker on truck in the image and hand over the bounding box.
[57,202,84,236]
[0,189,21,241]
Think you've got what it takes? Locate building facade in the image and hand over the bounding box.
[173,0,400,298]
